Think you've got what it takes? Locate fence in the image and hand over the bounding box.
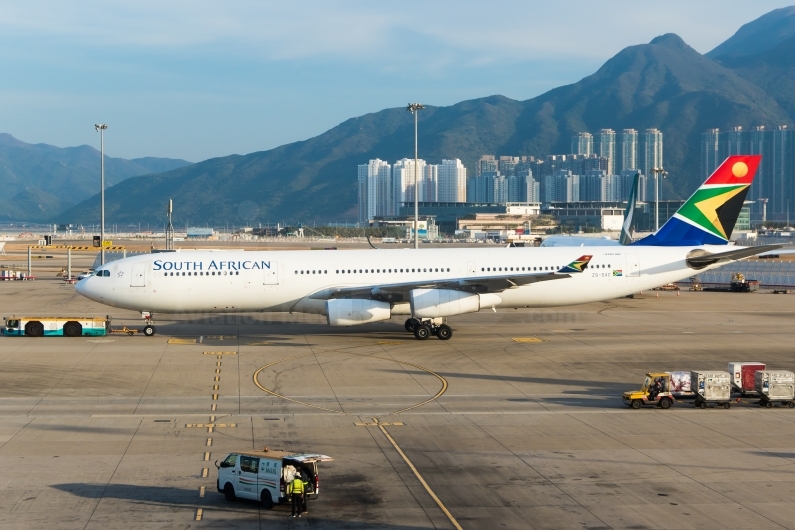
[695,259,795,289]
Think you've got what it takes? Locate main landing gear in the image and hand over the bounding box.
[141,311,157,337]
[404,318,452,341]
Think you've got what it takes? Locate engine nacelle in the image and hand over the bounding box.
[326,299,391,326]
[409,289,503,318]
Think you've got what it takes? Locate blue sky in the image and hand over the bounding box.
[0,1,791,161]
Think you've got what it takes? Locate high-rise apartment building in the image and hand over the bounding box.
[702,128,721,182]
[393,158,427,210]
[423,164,438,202]
[617,129,638,173]
[358,159,391,223]
[478,155,498,176]
[595,129,616,176]
[641,128,663,179]
[700,125,795,220]
[437,159,467,202]
[571,132,593,156]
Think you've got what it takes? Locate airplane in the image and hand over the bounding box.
[540,171,640,247]
[76,155,778,341]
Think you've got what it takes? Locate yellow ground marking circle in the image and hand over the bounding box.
[253,351,448,417]
[732,161,748,177]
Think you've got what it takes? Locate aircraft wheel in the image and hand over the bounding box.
[414,325,431,340]
[405,318,419,332]
[436,324,453,340]
[143,325,156,337]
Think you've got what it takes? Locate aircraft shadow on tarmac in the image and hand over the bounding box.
[51,483,423,529]
[377,369,625,407]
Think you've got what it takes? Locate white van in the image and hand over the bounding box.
[216,449,333,508]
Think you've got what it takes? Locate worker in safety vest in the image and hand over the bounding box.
[288,475,305,517]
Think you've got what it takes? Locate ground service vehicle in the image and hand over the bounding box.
[729,273,759,292]
[728,362,765,396]
[2,316,109,337]
[692,371,732,408]
[216,450,332,507]
[623,373,675,409]
[755,370,795,408]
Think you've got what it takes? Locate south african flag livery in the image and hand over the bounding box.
[558,255,592,273]
[634,155,760,247]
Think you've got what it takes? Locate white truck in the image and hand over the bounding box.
[216,449,332,508]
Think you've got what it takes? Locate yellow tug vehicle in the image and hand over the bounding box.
[623,373,675,409]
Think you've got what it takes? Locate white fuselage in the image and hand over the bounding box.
[75,246,720,318]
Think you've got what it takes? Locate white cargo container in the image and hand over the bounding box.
[691,371,732,408]
[755,370,795,408]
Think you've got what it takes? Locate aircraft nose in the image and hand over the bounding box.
[75,278,95,300]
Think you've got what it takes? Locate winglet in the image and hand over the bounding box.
[558,255,592,273]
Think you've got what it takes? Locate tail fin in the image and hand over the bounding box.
[633,155,760,246]
[619,172,639,245]
[558,255,592,273]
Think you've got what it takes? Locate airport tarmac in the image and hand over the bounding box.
[1,280,795,529]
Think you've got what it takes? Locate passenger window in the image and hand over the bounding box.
[239,456,259,474]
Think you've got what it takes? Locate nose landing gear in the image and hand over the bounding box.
[404,318,453,341]
[141,312,157,337]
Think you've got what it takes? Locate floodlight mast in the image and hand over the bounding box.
[406,103,424,249]
[95,124,108,265]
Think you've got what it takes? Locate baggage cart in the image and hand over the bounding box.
[755,370,795,408]
[692,371,732,409]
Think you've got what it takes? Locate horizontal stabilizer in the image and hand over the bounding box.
[686,245,783,269]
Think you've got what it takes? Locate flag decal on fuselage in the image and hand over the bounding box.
[558,255,592,273]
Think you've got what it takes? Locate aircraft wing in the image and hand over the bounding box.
[309,255,591,302]
[686,244,783,269]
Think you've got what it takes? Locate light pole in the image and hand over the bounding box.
[95,123,108,265]
[651,167,667,231]
[406,103,424,249]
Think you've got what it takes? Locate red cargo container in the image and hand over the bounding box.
[728,362,765,394]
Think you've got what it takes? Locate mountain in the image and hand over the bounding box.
[711,34,795,120]
[706,6,795,59]
[57,29,793,226]
[0,133,192,222]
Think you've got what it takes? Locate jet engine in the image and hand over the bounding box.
[326,299,391,326]
[409,289,503,318]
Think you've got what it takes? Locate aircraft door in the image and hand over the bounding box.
[263,261,278,285]
[131,262,146,287]
[467,261,476,277]
[626,254,640,277]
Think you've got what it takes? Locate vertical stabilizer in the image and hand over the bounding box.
[619,172,639,245]
[633,156,760,246]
